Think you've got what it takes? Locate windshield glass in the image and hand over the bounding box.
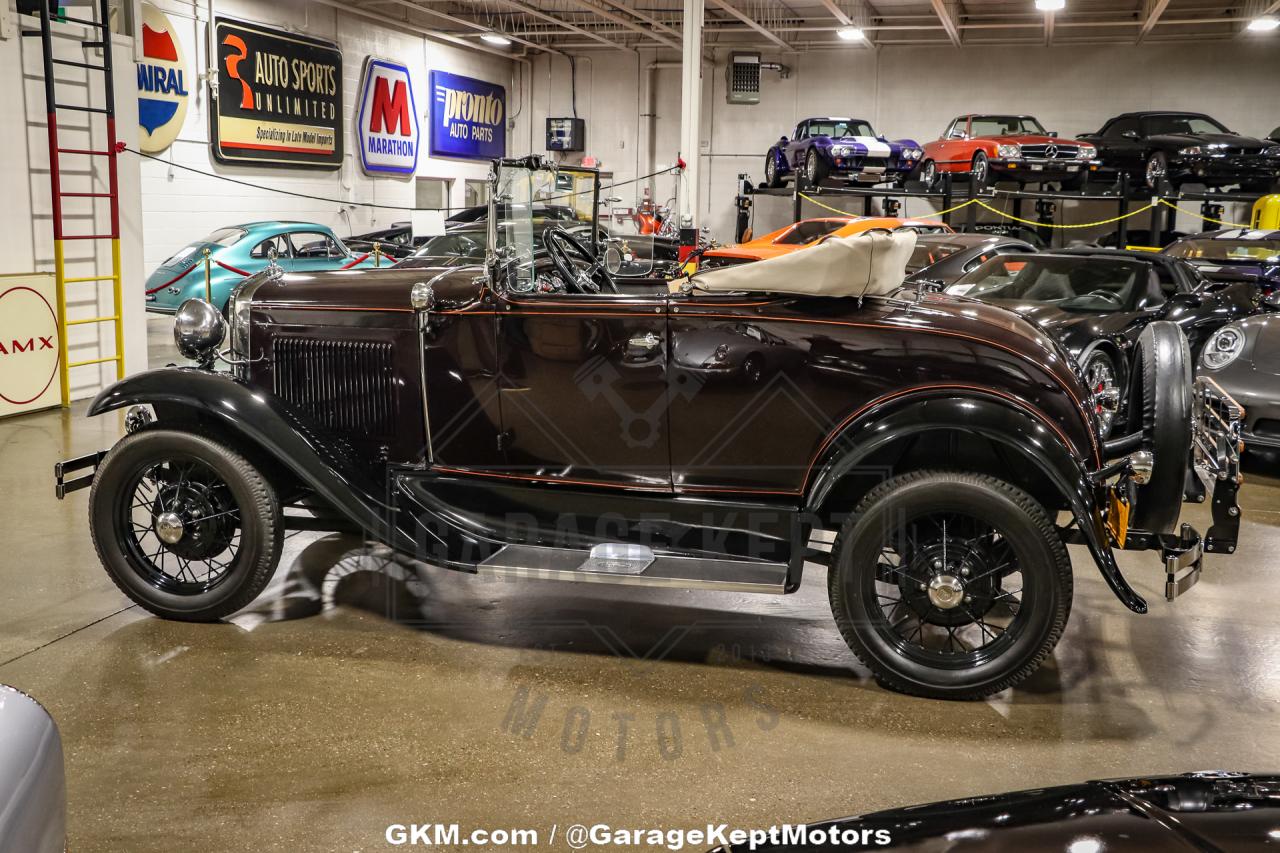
[947,256,1143,312]
[1166,237,1280,264]
[905,241,967,273]
[776,220,849,245]
[808,119,874,138]
[1142,114,1228,136]
[969,116,1046,136]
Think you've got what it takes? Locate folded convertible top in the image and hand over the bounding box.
[692,230,916,298]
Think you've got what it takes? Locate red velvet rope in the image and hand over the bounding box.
[214,260,252,277]
[144,262,196,295]
[341,253,370,270]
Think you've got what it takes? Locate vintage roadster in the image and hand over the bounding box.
[56,158,1243,700]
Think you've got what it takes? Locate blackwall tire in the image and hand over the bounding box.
[1128,321,1192,534]
[971,151,991,188]
[764,153,783,188]
[806,149,830,186]
[920,160,938,190]
[89,429,283,622]
[828,471,1072,700]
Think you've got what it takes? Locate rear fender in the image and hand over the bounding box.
[805,392,1147,614]
[88,367,414,551]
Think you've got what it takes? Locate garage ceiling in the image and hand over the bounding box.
[356,0,1279,53]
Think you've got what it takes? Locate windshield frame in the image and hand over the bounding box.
[949,254,1148,313]
[1165,236,1280,265]
[968,115,1047,137]
[1140,113,1229,137]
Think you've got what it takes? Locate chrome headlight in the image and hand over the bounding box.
[1179,146,1203,156]
[173,299,225,363]
[997,144,1021,158]
[904,147,923,160]
[1202,325,1245,370]
[1264,145,1280,158]
[832,145,852,157]
[1078,144,1097,159]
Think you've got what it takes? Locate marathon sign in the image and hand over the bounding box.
[211,17,343,169]
[356,58,420,176]
[429,71,505,161]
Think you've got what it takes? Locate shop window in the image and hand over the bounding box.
[464,179,490,209]
[416,177,453,212]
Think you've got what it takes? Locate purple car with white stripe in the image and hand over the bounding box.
[764,117,924,188]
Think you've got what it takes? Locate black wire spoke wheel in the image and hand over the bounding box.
[120,457,242,595]
[872,511,1025,668]
[90,429,283,622]
[829,471,1072,700]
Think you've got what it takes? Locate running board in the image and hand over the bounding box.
[477,543,789,594]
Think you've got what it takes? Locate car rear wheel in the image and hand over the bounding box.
[806,149,830,187]
[89,428,284,621]
[1126,321,1192,534]
[828,471,1072,700]
[764,153,784,188]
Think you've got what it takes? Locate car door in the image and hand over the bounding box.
[493,289,673,490]
[933,117,969,170]
[288,230,350,272]
[1100,117,1145,174]
[786,122,808,170]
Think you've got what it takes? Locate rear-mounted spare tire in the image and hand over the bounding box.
[1127,321,1192,534]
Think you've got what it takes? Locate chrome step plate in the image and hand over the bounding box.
[477,544,788,594]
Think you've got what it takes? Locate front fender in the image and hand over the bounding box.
[805,392,1146,614]
[88,367,413,551]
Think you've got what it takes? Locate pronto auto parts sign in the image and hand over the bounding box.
[429,70,505,161]
[211,17,342,169]
[356,57,419,176]
[0,274,60,417]
[136,3,189,153]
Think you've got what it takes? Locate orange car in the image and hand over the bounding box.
[700,216,952,268]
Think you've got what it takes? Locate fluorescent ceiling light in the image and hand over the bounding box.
[1035,0,1065,10]
[836,26,865,41]
[1247,15,1280,31]
[480,32,513,45]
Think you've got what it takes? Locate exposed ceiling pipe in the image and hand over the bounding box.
[307,0,528,62]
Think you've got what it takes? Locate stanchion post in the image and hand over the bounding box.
[941,174,953,228]
[373,241,383,268]
[1117,173,1130,248]
[964,172,978,233]
[863,195,873,216]
[792,173,803,224]
[1149,197,1163,246]
[202,248,211,302]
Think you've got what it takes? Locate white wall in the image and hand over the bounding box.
[520,40,1280,243]
[2,22,146,402]
[139,0,516,272]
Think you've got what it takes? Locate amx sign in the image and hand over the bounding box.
[356,58,419,176]
[429,70,505,161]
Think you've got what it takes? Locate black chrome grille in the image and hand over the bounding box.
[1021,144,1080,159]
[271,337,397,436]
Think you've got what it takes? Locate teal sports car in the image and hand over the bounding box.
[144,221,380,314]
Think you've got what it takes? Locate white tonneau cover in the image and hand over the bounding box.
[693,230,917,298]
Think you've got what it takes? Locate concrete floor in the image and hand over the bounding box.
[3,318,1280,850]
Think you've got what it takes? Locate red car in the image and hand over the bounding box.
[920,114,1101,189]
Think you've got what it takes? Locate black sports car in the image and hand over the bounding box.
[1165,228,1280,295]
[904,233,1037,286]
[1079,111,1280,191]
[711,772,1280,852]
[948,248,1258,436]
[344,224,424,260]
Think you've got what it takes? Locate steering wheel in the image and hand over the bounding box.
[544,227,618,294]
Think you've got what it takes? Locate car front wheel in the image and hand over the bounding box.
[806,149,830,186]
[1145,151,1170,190]
[970,151,991,187]
[89,428,284,621]
[764,153,783,188]
[828,471,1072,700]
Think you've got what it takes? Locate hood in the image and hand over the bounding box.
[251,266,484,312]
[715,773,1280,852]
[1149,132,1269,149]
[975,133,1070,145]
[983,300,1124,356]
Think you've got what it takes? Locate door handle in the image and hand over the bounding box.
[628,332,661,350]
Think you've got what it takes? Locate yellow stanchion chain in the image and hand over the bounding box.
[973,199,1157,229]
[1157,198,1251,229]
[799,191,979,219]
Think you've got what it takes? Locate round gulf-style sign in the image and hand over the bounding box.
[136,3,189,153]
[0,283,60,412]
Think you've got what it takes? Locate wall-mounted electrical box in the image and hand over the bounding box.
[726,53,761,104]
[546,117,586,152]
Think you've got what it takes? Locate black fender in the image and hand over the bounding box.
[88,367,415,553]
[805,392,1147,614]
[767,145,789,175]
[1078,337,1130,395]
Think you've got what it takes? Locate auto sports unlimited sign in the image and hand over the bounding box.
[357,58,420,176]
[211,18,342,169]
[429,71,505,161]
[136,3,189,153]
